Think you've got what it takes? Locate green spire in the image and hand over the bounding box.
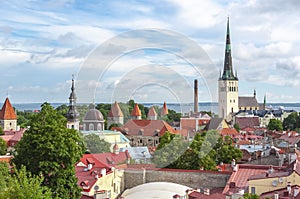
[221,17,237,81]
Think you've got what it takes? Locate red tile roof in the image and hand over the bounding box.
[279,132,300,145]
[219,128,239,136]
[131,104,141,116]
[76,152,130,192]
[0,129,26,146]
[0,98,17,120]
[108,101,123,117]
[121,119,176,136]
[189,188,225,199]
[223,164,284,194]
[180,118,210,132]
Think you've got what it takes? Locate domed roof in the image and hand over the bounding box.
[84,109,104,121]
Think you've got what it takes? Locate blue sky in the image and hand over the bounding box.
[0,0,300,104]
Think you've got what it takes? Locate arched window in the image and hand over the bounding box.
[89,123,94,131]
[97,124,101,131]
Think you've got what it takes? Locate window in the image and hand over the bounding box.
[97,124,101,131]
[83,124,86,131]
[89,123,94,131]
[251,187,256,194]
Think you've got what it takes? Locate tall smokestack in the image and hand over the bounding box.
[194,79,198,113]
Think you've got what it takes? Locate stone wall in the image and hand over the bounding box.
[124,168,231,190]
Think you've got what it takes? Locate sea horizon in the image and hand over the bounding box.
[9,102,300,114]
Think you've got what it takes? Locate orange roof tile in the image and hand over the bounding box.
[219,128,239,136]
[160,101,168,115]
[122,119,176,136]
[0,98,17,120]
[131,104,141,116]
[108,101,123,117]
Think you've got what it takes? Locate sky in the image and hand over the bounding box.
[0,0,300,104]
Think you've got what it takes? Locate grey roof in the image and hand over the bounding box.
[120,147,151,159]
[83,109,104,121]
[238,96,259,107]
[205,118,223,130]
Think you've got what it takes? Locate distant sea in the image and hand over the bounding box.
[11,102,300,114]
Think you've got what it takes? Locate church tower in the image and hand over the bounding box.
[66,76,80,130]
[218,18,239,119]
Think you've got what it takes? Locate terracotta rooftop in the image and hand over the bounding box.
[223,164,284,194]
[219,128,239,136]
[189,188,225,199]
[131,104,141,116]
[160,101,168,116]
[76,152,130,192]
[180,118,210,132]
[278,132,300,145]
[121,119,176,136]
[108,101,123,117]
[0,98,17,120]
[260,185,300,199]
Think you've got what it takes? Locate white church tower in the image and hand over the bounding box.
[218,18,239,119]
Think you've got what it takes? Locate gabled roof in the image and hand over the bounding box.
[121,119,176,136]
[147,106,157,117]
[108,101,124,117]
[235,116,260,129]
[0,98,17,120]
[238,96,259,108]
[205,118,224,131]
[131,104,141,116]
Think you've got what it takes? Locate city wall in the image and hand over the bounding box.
[123,168,231,190]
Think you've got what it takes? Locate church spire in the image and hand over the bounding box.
[66,75,79,128]
[221,17,237,80]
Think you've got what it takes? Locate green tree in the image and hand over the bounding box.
[0,162,52,199]
[153,132,189,168]
[55,104,69,116]
[283,112,299,130]
[108,123,122,130]
[14,103,85,199]
[234,123,240,132]
[267,119,283,131]
[16,110,35,128]
[0,137,7,155]
[0,126,4,135]
[84,134,111,153]
[243,193,260,199]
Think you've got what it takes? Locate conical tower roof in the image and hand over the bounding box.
[108,101,124,117]
[220,17,238,81]
[0,98,17,120]
[131,104,141,116]
[160,101,168,116]
[147,106,157,117]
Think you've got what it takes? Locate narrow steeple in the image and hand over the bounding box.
[263,94,267,110]
[221,17,237,80]
[66,75,79,125]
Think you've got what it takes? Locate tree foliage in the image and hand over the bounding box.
[153,130,242,170]
[14,103,85,199]
[243,193,260,199]
[267,119,283,131]
[283,112,300,130]
[84,133,111,154]
[0,137,7,155]
[0,162,52,199]
[16,110,35,128]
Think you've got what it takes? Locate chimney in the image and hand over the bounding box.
[274,192,279,199]
[194,79,198,113]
